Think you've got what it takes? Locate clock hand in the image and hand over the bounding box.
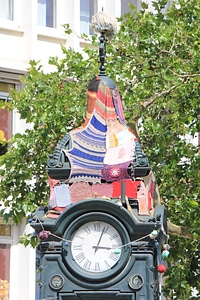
[92,245,112,250]
[94,227,106,253]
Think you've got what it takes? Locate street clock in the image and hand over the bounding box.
[31,199,167,299]
[62,212,131,282]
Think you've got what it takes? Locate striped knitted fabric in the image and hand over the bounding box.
[64,111,107,183]
[64,77,136,183]
[95,81,122,120]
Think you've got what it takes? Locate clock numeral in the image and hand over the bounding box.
[83,226,91,234]
[94,223,101,232]
[110,233,119,240]
[73,244,82,250]
[104,226,109,234]
[83,259,91,270]
[75,252,86,264]
[76,235,85,240]
[95,262,100,271]
[104,260,111,269]
[109,252,119,261]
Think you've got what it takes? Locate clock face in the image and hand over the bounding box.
[62,212,131,282]
[71,220,122,272]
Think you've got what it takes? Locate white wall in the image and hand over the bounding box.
[9,223,36,300]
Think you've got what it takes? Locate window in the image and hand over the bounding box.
[0,224,11,300]
[121,0,139,15]
[0,82,13,156]
[80,0,97,35]
[0,244,10,298]
[38,0,57,28]
[0,0,13,20]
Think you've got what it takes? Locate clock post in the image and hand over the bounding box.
[30,11,168,300]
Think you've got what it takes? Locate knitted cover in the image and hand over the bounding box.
[47,77,156,217]
[64,112,107,183]
[63,77,136,183]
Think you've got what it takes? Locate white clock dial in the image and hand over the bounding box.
[71,221,122,272]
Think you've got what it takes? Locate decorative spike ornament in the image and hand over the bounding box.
[114,248,121,254]
[90,11,118,41]
[38,230,50,241]
[157,264,166,273]
[162,250,170,259]
[149,229,158,239]
[90,11,118,85]
[163,244,170,251]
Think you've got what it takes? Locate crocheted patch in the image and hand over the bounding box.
[104,140,135,165]
[101,161,132,182]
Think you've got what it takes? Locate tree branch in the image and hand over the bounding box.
[140,85,179,109]
[154,187,195,240]
[167,220,194,239]
[172,71,200,78]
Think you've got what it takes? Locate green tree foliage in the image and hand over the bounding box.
[0,0,199,298]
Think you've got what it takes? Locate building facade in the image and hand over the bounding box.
[0,1,145,299]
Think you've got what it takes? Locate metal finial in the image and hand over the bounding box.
[98,33,106,76]
[90,11,118,88]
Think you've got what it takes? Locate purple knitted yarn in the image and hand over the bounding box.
[38,230,50,241]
